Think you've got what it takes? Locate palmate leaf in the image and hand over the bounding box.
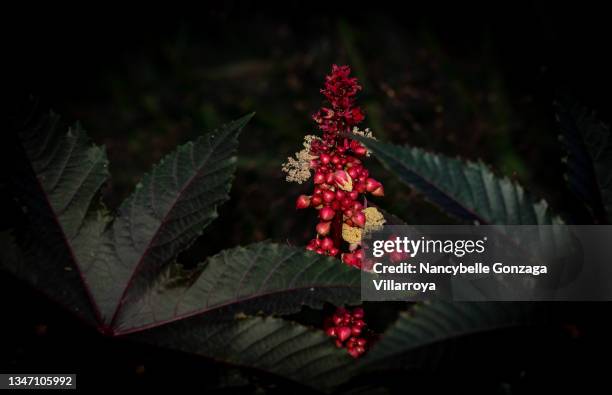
[353,135,562,225]
[87,113,255,325]
[6,105,365,391]
[358,302,539,369]
[349,137,552,384]
[8,108,111,325]
[132,315,355,391]
[114,243,362,334]
[8,106,255,327]
[556,100,612,223]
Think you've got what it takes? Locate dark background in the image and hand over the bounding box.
[3,3,611,393]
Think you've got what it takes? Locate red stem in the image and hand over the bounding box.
[331,212,343,250]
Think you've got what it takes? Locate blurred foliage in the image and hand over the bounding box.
[52,15,573,268]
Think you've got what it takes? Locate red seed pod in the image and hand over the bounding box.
[329,247,339,256]
[351,326,362,336]
[353,144,367,156]
[310,195,323,207]
[356,338,367,347]
[355,182,367,193]
[365,178,381,193]
[354,249,365,261]
[296,195,311,209]
[344,209,354,218]
[313,172,325,184]
[322,190,335,203]
[335,190,346,200]
[337,327,351,342]
[371,185,385,197]
[331,155,341,165]
[320,153,331,165]
[316,248,325,255]
[316,221,331,236]
[353,211,366,227]
[320,237,334,251]
[347,166,360,179]
[352,201,363,211]
[342,252,356,266]
[325,172,335,184]
[319,206,335,221]
[352,307,364,319]
[348,191,359,200]
[326,327,337,337]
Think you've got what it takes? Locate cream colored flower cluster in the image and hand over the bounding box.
[281,135,320,184]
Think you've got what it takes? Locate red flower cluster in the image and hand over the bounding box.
[313,65,364,136]
[296,65,384,269]
[324,307,368,358]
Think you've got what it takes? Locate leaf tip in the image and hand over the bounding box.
[237,112,256,128]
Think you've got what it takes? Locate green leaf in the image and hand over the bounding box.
[360,302,538,367]
[353,135,562,225]
[556,100,612,223]
[7,106,257,328]
[7,107,366,389]
[114,242,362,334]
[131,315,354,391]
[87,114,254,324]
[8,108,111,325]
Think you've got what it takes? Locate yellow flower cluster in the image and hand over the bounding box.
[341,207,386,244]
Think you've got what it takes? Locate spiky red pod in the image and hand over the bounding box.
[319,206,335,221]
[296,195,311,209]
[286,65,385,269]
[324,306,369,358]
[316,221,331,236]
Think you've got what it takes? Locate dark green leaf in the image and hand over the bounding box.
[114,242,363,334]
[88,114,254,324]
[8,108,111,325]
[360,302,538,367]
[131,315,354,391]
[353,135,562,225]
